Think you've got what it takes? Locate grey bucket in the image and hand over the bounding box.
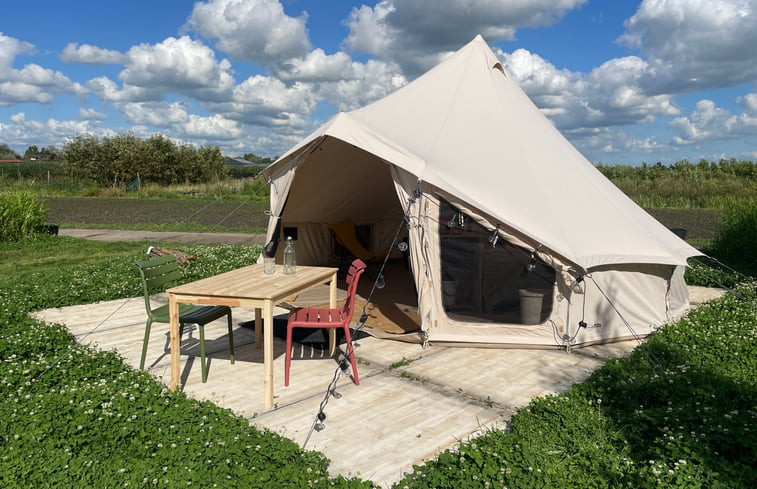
[519,289,544,325]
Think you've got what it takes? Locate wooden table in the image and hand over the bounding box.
[167,264,338,409]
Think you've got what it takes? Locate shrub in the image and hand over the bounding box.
[710,201,757,276]
[0,191,47,241]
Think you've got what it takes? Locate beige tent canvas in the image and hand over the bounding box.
[259,35,701,348]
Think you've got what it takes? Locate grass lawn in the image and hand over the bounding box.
[1,236,755,488]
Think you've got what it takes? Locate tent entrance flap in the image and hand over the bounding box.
[438,198,555,324]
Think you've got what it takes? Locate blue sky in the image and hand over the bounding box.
[2,0,757,164]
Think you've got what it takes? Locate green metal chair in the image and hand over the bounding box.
[135,255,234,382]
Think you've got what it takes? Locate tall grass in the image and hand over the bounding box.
[597,159,756,209]
[608,176,755,209]
[0,191,47,241]
[710,202,757,276]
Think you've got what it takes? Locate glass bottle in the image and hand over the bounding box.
[283,236,296,275]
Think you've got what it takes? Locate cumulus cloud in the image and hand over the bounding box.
[275,49,356,82]
[497,48,678,131]
[0,33,35,71]
[182,113,242,139]
[670,99,757,144]
[121,101,191,126]
[78,108,107,120]
[343,0,587,74]
[319,59,406,111]
[87,76,156,103]
[0,34,88,106]
[618,0,757,93]
[83,36,235,107]
[207,75,317,127]
[61,43,128,64]
[272,48,407,110]
[737,93,757,114]
[121,36,235,93]
[0,112,110,150]
[185,0,310,64]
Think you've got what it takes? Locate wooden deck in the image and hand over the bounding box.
[34,294,666,487]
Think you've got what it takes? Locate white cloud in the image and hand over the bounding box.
[87,76,156,102]
[185,0,310,64]
[0,33,35,71]
[275,49,355,82]
[61,43,128,64]
[343,0,587,74]
[78,108,107,120]
[211,75,317,127]
[0,112,111,151]
[0,69,87,106]
[84,36,235,106]
[670,98,757,144]
[0,33,88,105]
[320,59,406,111]
[497,48,678,131]
[737,93,757,114]
[618,0,757,93]
[122,101,191,126]
[273,48,407,111]
[182,113,242,139]
[121,36,234,93]
[0,81,52,105]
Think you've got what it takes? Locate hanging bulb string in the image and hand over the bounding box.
[488,225,499,247]
[302,204,415,450]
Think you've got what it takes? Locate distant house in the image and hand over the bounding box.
[224,157,270,175]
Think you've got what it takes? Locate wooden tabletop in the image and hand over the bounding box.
[168,264,338,301]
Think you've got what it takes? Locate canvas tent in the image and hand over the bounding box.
[259,35,701,348]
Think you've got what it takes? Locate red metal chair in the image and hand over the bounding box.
[285,259,367,387]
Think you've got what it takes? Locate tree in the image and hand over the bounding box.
[62,133,229,187]
[242,152,274,165]
[0,143,21,160]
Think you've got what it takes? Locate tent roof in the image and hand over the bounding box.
[263,35,700,270]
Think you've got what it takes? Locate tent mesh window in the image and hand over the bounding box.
[438,199,555,324]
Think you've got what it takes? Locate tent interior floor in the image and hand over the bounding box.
[279,260,422,342]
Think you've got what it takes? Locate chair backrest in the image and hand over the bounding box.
[135,255,182,313]
[342,259,367,319]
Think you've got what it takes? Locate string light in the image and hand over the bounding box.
[376,272,385,289]
[488,225,500,248]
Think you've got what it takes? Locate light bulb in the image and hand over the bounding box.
[397,241,409,252]
[376,272,385,289]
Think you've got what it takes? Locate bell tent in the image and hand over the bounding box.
[259,35,701,348]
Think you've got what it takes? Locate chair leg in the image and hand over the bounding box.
[140,319,152,370]
[227,312,235,364]
[198,324,207,383]
[284,322,294,387]
[343,325,360,385]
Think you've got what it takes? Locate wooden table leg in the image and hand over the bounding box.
[169,293,180,390]
[263,299,274,409]
[328,271,337,356]
[254,307,262,348]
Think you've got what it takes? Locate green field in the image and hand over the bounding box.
[43,196,269,233]
[41,196,724,246]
